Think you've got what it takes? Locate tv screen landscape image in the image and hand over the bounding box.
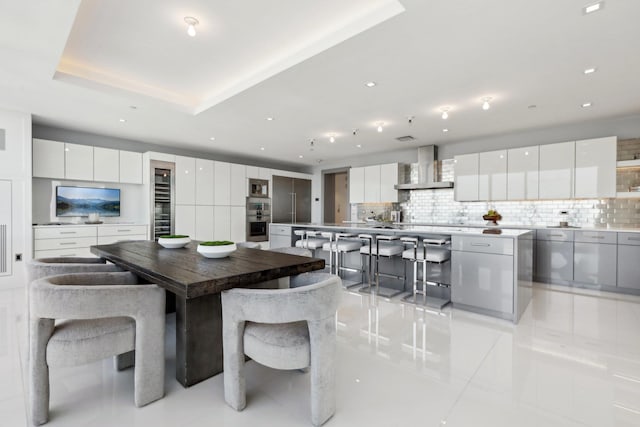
[56,186,121,217]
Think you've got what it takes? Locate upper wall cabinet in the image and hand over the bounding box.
[348,163,399,204]
[94,147,119,183]
[214,161,231,205]
[65,143,94,181]
[33,138,65,179]
[363,165,381,203]
[507,146,539,200]
[230,163,246,206]
[454,153,479,201]
[195,158,214,205]
[175,156,196,205]
[349,167,365,204]
[380,163,400,203]
[119,151,143,184]
[478,150,507,201]
[574,136,617,198]
[539,141,575,200]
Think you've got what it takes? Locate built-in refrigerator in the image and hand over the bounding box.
[272,175,311,223]
[150,160,175,240]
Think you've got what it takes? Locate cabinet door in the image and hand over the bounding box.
[451,251,514,314]
[230,206,246,242]
[246,166,259,179]
[65,143,94,180]
[33,139,65,178]
[175,156,196,205]
[349,167,365,203]
[214,161,231,205]
[214,206,231,240]
[293,178,312,223]
[93,147,119,182]
[363,165,380,203]
[479,150,507,201]
[507,146,539,200]
[379,163,399,202]
[195,159,214,205]
[230,164,246,206]
[574,242,616,286]
[175,205,195,238]
[617,245,640,290]
[119,151,143,184]
[270,234,292,249]
[575,136,616,198]
[539,141,574,199]
[454,153,479,201]
[535,240,573,282]
[195,205,214,241]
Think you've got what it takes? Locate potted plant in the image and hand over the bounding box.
[197,241,237,258]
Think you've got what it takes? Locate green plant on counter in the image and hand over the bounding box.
[161,235,189,239]
[199,241,234,246]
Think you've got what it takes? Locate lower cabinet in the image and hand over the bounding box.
[269,224,292,249]
[175,205,196,238]
[195,206,214,241]
[535,240,574,282]
[573,242,617,287]
[617,244,640,290]
[214,206,231,240]
[230,206,246,243]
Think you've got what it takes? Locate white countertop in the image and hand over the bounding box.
[392,222,640,233]
[33,223,147,228]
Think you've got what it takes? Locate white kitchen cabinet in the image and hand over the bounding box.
[246,166,259,179]
[479,150,507,201]
[214,161,231,205]
[507,146,539,200]
[230,206,246,242]
[93,147,119,182]
[379,163,399,202]
[230,163,246,206]
[195,159,214,205]
[195,205,214,241]
[175,156,196,205]
[258,168,271,180]
[119,151,143,184]
[214,206,231,240]
[454,153,479,201]
[175,205,196,238]
[539,141,574,199]
[349,167,365,204]
[65,143,94,181]
[33,139,65,179]
[363,165,380,203]
[574,136,616,198]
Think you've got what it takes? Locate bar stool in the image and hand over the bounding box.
[359,234,404,298]
[322,233,363,280]
[401,236,451,309]
[294,230,329,258]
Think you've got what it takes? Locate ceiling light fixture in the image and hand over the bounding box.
[583,2,604,14]
[582,102,593,108]
[482,97,492,110]
[329,134,336,143]
[365,81,377,88]
[209,136,216,141]
[266,117,274,121]
[299,155,304,159]
[377,122,384,132]
[442,128,449,133]
[583,67,597,75]
[356,144,362,148]
[184,17,199,37]
[441,108,450,120]
[119,118,126,122]
[260,147,265,151]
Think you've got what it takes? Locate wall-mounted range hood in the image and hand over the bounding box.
[394,145,454,190]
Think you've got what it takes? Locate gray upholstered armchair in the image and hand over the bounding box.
[221,272,342,426]
[29,272,166,425]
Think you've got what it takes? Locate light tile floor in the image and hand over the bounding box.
[1,283,639,426]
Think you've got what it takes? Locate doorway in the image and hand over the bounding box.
[323,171,348,224]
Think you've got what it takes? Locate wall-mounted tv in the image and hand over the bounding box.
[56,186,121,217]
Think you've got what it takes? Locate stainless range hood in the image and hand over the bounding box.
[394,145,454,190]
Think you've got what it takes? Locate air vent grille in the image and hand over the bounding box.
[395,135,415,142]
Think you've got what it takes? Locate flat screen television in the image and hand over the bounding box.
[56,186,121,217]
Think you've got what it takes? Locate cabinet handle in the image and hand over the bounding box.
[470,243,490,247]
[117,229,132,232]
[626,237,640,241]
[62,254,77,257]
[549,234,564,237]
[588,236,605,239]
[59,242,76,246]
[59,231,76,235]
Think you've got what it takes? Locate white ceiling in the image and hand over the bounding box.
[1,0,640,167]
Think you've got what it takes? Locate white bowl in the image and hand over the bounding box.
[197,243,237,258]
[158,236,191,249]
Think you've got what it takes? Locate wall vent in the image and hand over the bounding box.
[395,135,415,142]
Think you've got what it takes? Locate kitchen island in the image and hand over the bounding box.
[271,222,534,323]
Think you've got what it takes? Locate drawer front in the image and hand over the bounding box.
[34,236,97,251]
[618,232,640,246]
[536,229,574,241]
[270,225,291,237]
[451,236,513,256]
[34,248,96,259]
[574,230,617,244]
[97,235,147,245]
[34,226,96,239]
[98,225,147,237]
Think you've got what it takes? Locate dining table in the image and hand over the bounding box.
[90,240,325,387]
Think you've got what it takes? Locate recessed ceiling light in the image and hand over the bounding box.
[184,16,199,37]
[441,107,450,120]
[583,2,604,14]
[119,118,126,122]
[209,136,216,141]
[266,117,274,121]
[377,122,384,132]
[356,144,362,148]
[583,67,597,75]
[582,102,593,108]
[365,81,377,88]
[329,134,336,143]
[260,147,265,151]
[298,155,303,158]
[442,128,449,133]
[481,97,492,111]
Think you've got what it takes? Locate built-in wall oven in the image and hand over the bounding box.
[246,197,271,242]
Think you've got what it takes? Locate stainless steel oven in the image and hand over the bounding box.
[249,178,269,198]
[246,197,271,242]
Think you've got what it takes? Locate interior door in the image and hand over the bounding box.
[272,175,293,223]
[293,178,312,223]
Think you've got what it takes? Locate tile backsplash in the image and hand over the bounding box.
[353,138,640,229]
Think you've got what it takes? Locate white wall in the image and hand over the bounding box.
[0,109,31,288]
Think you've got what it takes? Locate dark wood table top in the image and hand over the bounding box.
[90,241,325,298]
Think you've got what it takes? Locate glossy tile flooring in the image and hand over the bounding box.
[2,283,640,427]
